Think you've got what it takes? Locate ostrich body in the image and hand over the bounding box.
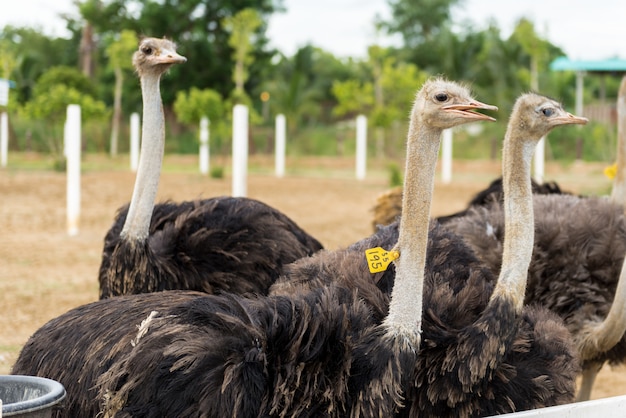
[11,79,498,417]
[99,38,322,299]
[445,184,626,402]
[371,175,568,230]
[442,96,626,401]
[11,291,205,418]
[275,90,582,417]
[100,196,323,297]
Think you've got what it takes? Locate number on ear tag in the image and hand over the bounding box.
[365,247,400,273]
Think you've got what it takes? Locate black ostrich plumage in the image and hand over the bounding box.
[99,196,323,298]
[444,193,626,371]
[273,221,579,417]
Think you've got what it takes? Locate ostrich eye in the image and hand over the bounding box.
[435,93,448,102]
[142,46,153,55]
[542,108,555,117]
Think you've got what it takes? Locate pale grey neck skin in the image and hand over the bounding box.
[120,38,186,241]
[488,119,536,311]
[120,71,165,240]
[382,80,497,349]
[382,118,440,347]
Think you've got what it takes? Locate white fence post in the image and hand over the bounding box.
[65,104,81,236]
[130,112,140,172]
[356,114,367,180]
[199,116,210,175]
[0,111,7,168]
[275,114,286,178]
[442,128,453,184]
[232,104,248,197]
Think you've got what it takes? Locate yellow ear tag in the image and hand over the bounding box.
[365,247,400,273]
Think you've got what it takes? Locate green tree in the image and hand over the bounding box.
[77,0,281,104]
[471,24,523,115]
[174,87,226,153]
[0,39,18,81]
[0,38,18,110]
[20,62,106,156]
[382,0,461,47]
[105,29,138,157]
[174,88,224,125]
[264,46,325,133]
[32,66,97,98]
[510,18,551,91]
[21,84,108,154]
[0,26,79,103]
[331,80,375,118]
[223,8,262,104]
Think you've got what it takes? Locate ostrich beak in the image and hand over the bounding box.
[443,100,498,122]
[156,48,187,65]
[551,112,588,126]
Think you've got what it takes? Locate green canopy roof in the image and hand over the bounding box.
[550,57,626,72]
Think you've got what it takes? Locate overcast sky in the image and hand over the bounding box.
[1,0,624,61]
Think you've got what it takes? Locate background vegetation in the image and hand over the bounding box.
[0,0,621,166]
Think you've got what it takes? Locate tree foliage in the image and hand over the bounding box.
[382,0,461,46]
[75,0,282,104]
[106,30,137,72]
[264,46,330,131]
[22,84,107,122]
[0,38,18,80]
[223,8,262,101]
[174,87,224,125]
[0,26,79,103]
[106,29,138,156]
[33,66,97,98]
[332,80,375,118]
[0,0,618,160]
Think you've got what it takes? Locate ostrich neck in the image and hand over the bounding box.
[120,72,165,240]
[489,129,535,312]
[582,258,626,357]
[383,119,441,346]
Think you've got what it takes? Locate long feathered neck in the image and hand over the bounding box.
[383,112,441,348]
[489,123,536,312]
[611,76,626,206]
[120,71,165,240]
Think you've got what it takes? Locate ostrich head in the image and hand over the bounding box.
[132,37,187,77]
[413,78,498,129]
[509,93,588,140]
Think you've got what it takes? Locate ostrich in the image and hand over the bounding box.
[12,78,499,417]
[442,95,626,402]
[274,90,584,416]
[99,37,322,299]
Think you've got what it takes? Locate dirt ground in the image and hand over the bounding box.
[1,153,625,401]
